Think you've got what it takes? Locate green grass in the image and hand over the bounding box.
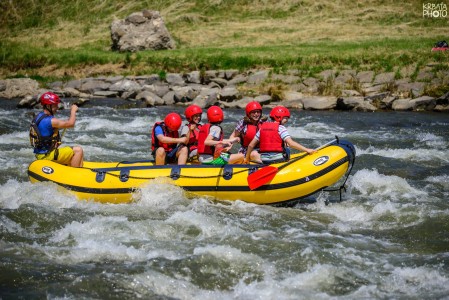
[2,37,448,83]
[1,0,448,83]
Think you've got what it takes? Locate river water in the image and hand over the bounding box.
[1,100,448,299]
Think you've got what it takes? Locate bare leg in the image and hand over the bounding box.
[155,147,166,165]
[250,150,261,163]
[70,146,84,168]
[176,146,188,165]
[228,153,244,164]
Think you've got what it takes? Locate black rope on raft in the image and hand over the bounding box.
[81,166,250,180]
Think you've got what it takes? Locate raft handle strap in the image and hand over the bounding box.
[120,169,130,182]
[170,166,181,180]
[223,165,233,180]
[96,171,106,183]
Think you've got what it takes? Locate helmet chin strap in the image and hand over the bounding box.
[43,105,54,116]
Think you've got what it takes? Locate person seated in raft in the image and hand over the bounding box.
[151,112,189,165]
[178,105,203,162]
[243,106,316,164]
[197,105,242,164]
[225,101,267,164]
[30,92,84,167]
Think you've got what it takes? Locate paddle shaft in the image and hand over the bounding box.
[60,128,67,139]
[276,137,339,172]
[247,137,339,190]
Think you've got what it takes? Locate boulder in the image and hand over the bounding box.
[247,70,269,85]
[356,71,374,83]
[336,97,377,111]
[219,87,240,102]
[302,96,337,110]
[136,91,164,106]
[410,96,436,111]
[0,78,40,99]
[109,79,141,93]
[110,10,175,52]
[392,98,413,111]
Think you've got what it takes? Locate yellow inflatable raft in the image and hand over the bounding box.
[27,138,355,205]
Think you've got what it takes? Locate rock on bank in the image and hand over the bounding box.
[1,69,448,112]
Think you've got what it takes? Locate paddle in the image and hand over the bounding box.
[247,137,339,190]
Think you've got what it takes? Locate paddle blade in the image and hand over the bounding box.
[247,166,278,190]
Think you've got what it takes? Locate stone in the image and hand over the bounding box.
[165,73,185,86]
[0,78,40,99]
[271,74,301,84]
[410,96,436,111]
[253,94,272,105]
[109,79,141,93]
[356,71,374,83]
[337,97,377,111]
[220,87,240,102]
[392,98,413,111]
[247,70,269,85]
[374,72,395,85]
[79,79,111,94]
[283,91,304,102]
[185,71,201,84]
[93,91,120,97]
[301,96,337,110]
[142,84,170,98]
[110,10,175,52]
[141,91,164,106]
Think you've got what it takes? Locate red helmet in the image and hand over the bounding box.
[164,113,182,131]
[269,106,291,122]
[185,105,203,122]
[245,101,262,116]
[207,106,224,123]
[40,92,61,105]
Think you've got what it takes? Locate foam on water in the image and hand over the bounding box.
[137,179,189,209]
[79,116,151,134]
[425,175,449,190]
[380,266,449,298]
[0,180,80,210]
[0,131,28,145]
[348,169,427,200]
[286,122,344,140]
[306,169,434,231]
[357,146,448,163]
[415,131,447,148]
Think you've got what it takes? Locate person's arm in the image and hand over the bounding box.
[179,125,192,145]
[284,137,316,154]
[204,134,229,147]
[225,130,240,151]
[51,104,78,129]
[157,134,188,145]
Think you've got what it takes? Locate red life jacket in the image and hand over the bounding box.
[241,123,259,147]
[151,122,179,153]
[185,123,201,152]
[259,122,284,153]
[197,123,223,155]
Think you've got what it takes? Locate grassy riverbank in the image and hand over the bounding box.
[1,0,449,84]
